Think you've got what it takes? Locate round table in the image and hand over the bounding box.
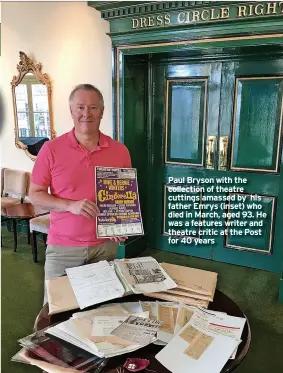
[34,289,251,373]
[1,203,48,251]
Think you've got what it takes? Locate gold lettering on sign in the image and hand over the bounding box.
[130,3,283,29]
[177,11,186,23]
[132,18,139,29]
[200,9,209,21]
[140,17,147,28]
[266,2,277,14]
[220,7,229,19]
[156,15,164,26]
[210,8,220,20]
[164,14,171,25]
[148,16,155,27]
[238,5,247,17]
[254,4,264,15]
[192,10,200,22]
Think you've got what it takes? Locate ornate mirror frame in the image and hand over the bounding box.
[11,51,55,161]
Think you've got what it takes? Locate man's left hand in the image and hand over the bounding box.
[110,236,128,243]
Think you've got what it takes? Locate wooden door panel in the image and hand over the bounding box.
[166,79,207,165]
[151,54,283,273]
[213,57,283,272]
[231,77,283,172]
[225,194,275,254]
[151,62,222,258]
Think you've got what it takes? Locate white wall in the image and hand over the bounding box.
[0,1,112,171]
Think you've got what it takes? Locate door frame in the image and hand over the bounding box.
[114,34,283,302]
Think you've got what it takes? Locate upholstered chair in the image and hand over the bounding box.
[30,214,50,263]
[1,169,29,210]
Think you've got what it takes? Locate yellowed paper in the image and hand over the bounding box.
[46,276,79,315]
[166,288,211,301]
[179,324,200,343]
[146,292,209,308]
[158,304,175,334]
[90,334,134,346]
[161,262,217,297]
[176,306,195,329]
[140,302,156,320]
[184,333,214,360]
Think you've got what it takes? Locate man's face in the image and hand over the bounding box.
[70,89,104,135]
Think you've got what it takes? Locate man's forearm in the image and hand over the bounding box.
[29,191,72,212]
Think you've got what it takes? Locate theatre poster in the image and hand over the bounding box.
[95,166,144,238]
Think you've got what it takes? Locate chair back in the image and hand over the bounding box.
[1,168,5,196]
[3,169,29,200]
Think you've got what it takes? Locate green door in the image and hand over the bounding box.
[150,53,283,272]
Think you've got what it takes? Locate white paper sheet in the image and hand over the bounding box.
[66,261,125,309]
[156,308,241,373]
[91,312,149,339]
[189,308,246,359]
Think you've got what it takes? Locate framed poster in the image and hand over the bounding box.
[95,167,144,238]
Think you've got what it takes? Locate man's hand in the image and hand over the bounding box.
[110,236,128,243]
[67,199,100,219]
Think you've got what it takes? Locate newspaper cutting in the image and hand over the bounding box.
[110,316,162,345]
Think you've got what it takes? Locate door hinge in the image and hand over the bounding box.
[152,81,155,96]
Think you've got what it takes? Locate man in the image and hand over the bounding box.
[29,84,131,291]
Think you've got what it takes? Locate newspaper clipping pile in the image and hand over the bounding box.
[13,257,247,373]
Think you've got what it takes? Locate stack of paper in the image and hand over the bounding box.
[65,261,125,310]
[45,303,162,359]
[46,261,133,315]
[114,257,177,294]
[11,328,106,372]
[156,307,245,373]
[146,263,218,308]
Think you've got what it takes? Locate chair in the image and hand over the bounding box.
[30,214,50,263]
[1,168,29,210]
[1,168,29,235]
[1,167,5,196]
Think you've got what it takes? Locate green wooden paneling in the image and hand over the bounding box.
[167,79,206,164]
[163,184,202,239]
[226,194,275,253]
[232,77,283,171]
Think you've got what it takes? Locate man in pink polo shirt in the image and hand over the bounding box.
[29,84,131,291]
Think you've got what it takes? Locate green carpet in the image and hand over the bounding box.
[1,227,283,372]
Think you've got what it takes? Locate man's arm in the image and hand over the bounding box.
[29,183,99,219]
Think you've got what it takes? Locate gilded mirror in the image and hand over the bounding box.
[11,52,55,160]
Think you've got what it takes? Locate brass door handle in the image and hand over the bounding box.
[206,135,216,169]
[219,136,228,170]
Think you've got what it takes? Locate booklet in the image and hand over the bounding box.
[114,257,177,294]
[95,166,144,238]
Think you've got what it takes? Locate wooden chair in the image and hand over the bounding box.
[30,214,50,263]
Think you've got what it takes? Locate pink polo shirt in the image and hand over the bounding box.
[31,129,132,246]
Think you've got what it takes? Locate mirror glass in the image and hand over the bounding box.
[12,52,55,160]
[15,73,50,156]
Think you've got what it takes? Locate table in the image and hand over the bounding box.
[34,290,251,373]
[1,203,48,251]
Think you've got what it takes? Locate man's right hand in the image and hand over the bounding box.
[67,199,100,219]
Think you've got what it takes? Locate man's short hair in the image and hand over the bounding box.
[69,84,104,107]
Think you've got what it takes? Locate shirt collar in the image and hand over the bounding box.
[67,128,109,151]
